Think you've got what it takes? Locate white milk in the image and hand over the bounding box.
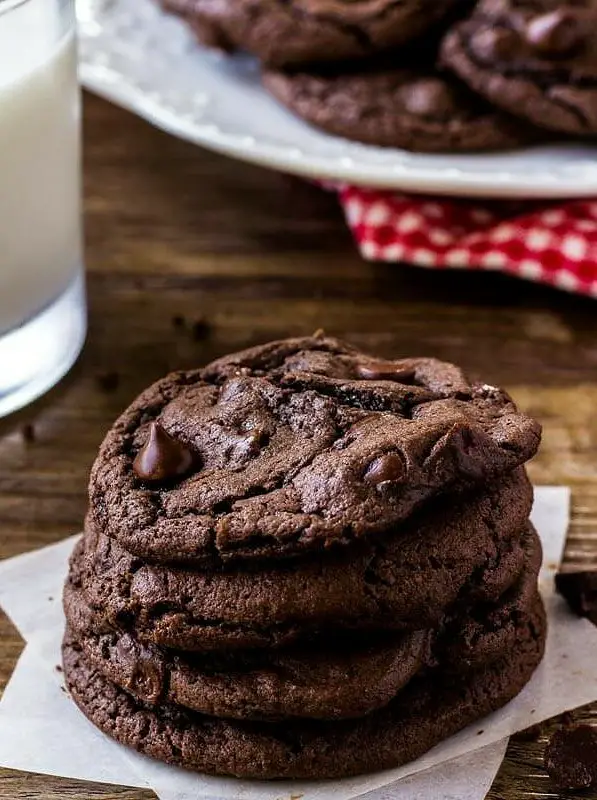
[0,0,81,336]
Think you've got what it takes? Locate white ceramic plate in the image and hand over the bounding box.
[77,0,597,198]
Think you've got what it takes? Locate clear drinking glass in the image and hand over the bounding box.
[0,0,85,417]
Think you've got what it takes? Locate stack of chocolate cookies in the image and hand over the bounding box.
[63,336,546,779]
[160,0,597,152]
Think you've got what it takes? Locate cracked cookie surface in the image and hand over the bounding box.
[88,336,541,565]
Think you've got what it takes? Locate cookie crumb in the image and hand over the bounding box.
[191,318,210,341]
[21,423,35,443]
[96,371,120,393]
[55,665,63,673]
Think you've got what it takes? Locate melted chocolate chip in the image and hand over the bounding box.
[474,26,520,59]
[356,361,415,382]
[555,570,597,625]
[364,452,405,485]
[545,725,597,790]
[115,634,164,704]
[403,79,455,118]
[525,10,582,57]
[133,422,195,483]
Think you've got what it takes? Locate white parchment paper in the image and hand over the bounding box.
[1,486,594,800]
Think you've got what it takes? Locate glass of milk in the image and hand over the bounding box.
[0,0,85,417]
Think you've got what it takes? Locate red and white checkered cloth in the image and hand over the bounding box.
[335,186,597,296]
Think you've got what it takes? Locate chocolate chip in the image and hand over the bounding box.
[474,26,520,59]
[96,371,120,393]
[171,314,186,330]
[356,361,416,382]
[115,634,164,704]
[403,79,455,118]
[525,10,582,57]
[133,422,196,483]
[364,453,405,485]
[545,725,597,790]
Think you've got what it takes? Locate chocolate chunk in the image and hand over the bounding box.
[555,570,597,624]
[133,422,195,483]
[356,361,415,382]
[115,634,165,704]
[364,453,405,485]
[525,10,582,57]
[545,725,597,790]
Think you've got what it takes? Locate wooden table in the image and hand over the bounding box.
[1,91,597,800]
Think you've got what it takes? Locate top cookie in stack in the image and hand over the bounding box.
[63,335,546,780]
[160,0,597,151]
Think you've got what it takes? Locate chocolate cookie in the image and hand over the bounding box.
[262,65,539,152]
[63,534,541,720]
[88,336,541,565]
[63,606,430,720]
[77,471,533,651]
[441,0,597,135]
[161,0,466,67]
[63,601,546,780]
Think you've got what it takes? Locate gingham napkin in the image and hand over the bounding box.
[337,186,597,296]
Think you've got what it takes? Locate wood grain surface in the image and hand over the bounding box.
[1,91,597,799]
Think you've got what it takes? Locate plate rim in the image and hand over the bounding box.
[79,41,597,199]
